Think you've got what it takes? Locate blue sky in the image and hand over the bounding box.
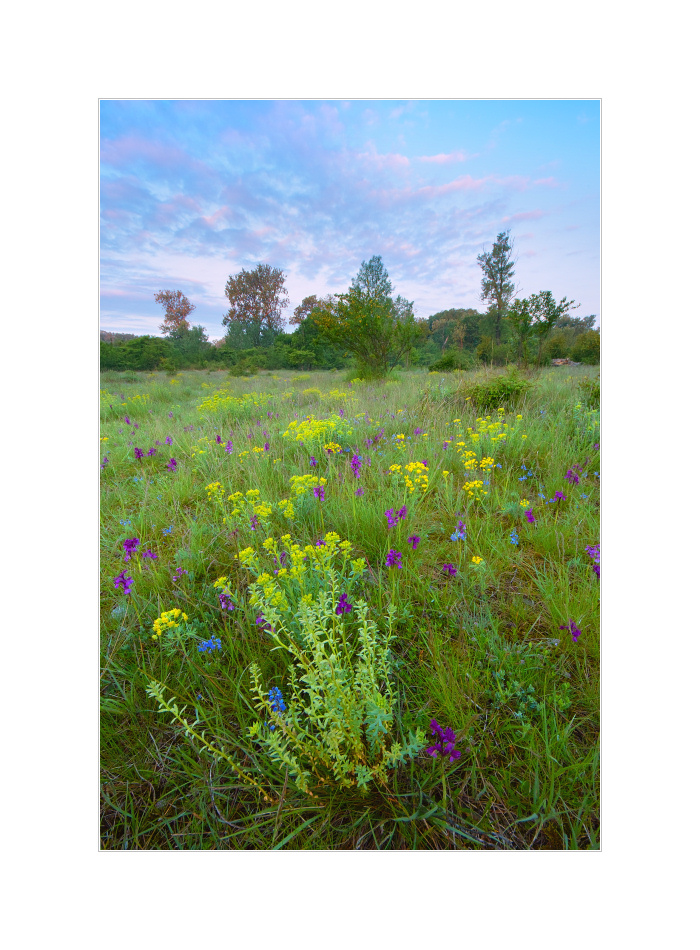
[100,99,600,339]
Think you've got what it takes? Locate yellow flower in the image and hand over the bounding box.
[471,556,483,565]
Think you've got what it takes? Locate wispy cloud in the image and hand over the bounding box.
[416,150,477,164]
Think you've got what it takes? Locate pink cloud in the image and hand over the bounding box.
[532,177,560,188]
[357,145,410,171]
[502,210,545,223]
[417,151,476,164]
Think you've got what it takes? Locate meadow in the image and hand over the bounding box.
[100,364,600,850]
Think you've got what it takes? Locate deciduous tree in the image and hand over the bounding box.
[223,264,289,347]
[154,290,196,337]
[477,232,516,345]
[312,256,418,378]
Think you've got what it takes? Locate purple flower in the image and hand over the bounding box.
[559,619,582,643]
[310,456,318,467]
[385,508,399,529]
[101,456,109,470]
[442,563,457,576]
[113,570,133,595]
[216,435,223,444]
[554,491,566,501]
[134,447,144,461]
[147,447,157,457]
[313,485,325,500]
[155,440,162,446]
[165,436,173,446]
[123,537,140,560]
[166,458,177,472]
[132,423,139,431]
[525,509,535,524]
[425,719,461,761]
[141,549,158,560]
[443,441,450,450]
[219,592,235,611]
[335,593,353,615]
[407,534,420,549]
[565,469,580,486]
[255,614,273,633]
[250,514,260,530]
[397,505,407,520]
[386,549,403,569]
[124,416,131,425]
[414,427,424,436]
[264,442,270,452]
[350,454,362,478]
[168,412,174,419]
[172,567,188,582]
[225,440,233,454]
[355,486,365,497]
[183,425,194,432]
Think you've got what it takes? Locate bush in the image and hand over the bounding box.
[475,336,509,366]
[228,357,259,377]
[571,331,600,365]
[542,333,571,361]
[458,367,533,412]
[428,349,476,373]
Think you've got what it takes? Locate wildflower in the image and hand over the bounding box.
[168,412,174,419]
[451,520,466,542]
[197,637,222,653]
[559,619,582,643]
[565,469,580,485]
[101,456,109,470]
[134,447,144,460]
[147,447,157,457]
[385,508,400,529]
[310,456,318,467]
[268,686,286,714]
[407,534,420,549]
[335,593,353,615]
[141,548,158,560]
[471,555,483,565]
[123,537,140,560]
[313,485,325,501]
[414,427,424,436]
[162,525,173,535]
[525,509,535,524]
[172,567,188,582]
[264,442,270,452]
[165,436,173,446]
[124,416,131,425]
[219,592,235,610]
[350,453,362,478]
[113,570,133,595]
[425,719,461,761]
[386,549,403,569]
[166,458,177,472]
[509,530,519,545]
[554,490,566,501]
[355,486,365,497]
[249,514,260,530]
[442,563,457,576]
[397,505,407,520]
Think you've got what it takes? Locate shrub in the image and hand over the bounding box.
[458,367,533,412]
[428,349,477,373]
[542,333,571,361]
[228,357,259,377]
[571,331,600,365]
[475,336,509,366]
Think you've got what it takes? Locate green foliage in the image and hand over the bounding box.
[248,594,425,794]
[477,231,516,344]
[458,367,533,411]
[312,256,419,379]
[475,336,509,366]
[428,350,476,372]
[578,373,600,408]
[542,333,571,361]
[228,357,259,377]
[571,330,600,364]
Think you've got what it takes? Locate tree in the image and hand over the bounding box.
[477,231,516,345]
[223,264,289,348]
[311,256,419,378]
[506,291,579,365]
[154,290,196,337]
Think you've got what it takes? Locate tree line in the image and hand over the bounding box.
[100,233,599,374]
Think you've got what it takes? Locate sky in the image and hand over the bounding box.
[100,99,600,340]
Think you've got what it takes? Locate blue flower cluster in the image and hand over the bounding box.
[267,687,286,731]
[509,530,519,545]
[197,637,222,653]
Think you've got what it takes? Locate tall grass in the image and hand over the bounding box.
[101,366,600,849]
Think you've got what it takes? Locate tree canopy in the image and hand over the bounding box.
[155,290,196,337]
[223,264,289,347]
[311,256,419,377]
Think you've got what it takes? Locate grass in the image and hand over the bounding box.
[100,365,600,849]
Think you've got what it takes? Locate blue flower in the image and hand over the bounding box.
[162,525,173,535]
[197,637,222,653]
[509,531,519,545]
